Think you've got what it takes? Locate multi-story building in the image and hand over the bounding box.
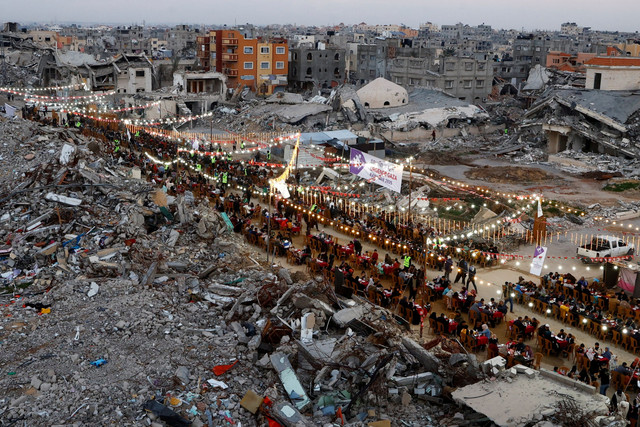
[546,51,596,72]
[197,29,288,95]
[561,22,581,36]
[166,25,198,57]
[150,38,168,56]
[289,44,345,91]
[354,39,402,83]
[606,43,640,57]
[113,26,146,53]
[388,54,493,103]
[28,30,58,48]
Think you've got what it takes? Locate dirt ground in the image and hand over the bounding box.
[465,165,559,183]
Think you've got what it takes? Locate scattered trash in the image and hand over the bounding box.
[142,400,192,427]
[87,282,99,297]
[206,379,228,390]
[90,359,108,367]
[239,390,263,414]
[212,360,238,376]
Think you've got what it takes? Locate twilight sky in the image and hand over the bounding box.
[5,0,640,33]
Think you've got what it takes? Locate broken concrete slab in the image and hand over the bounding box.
[141,261,158,286]
[392,372,434,386]
[401,337,440,372]
[270,401,315,427]
[332,305,365,327]
[60,143,75,165]
[45,192,82,206]
[291,294,335,316]
[38,242,59,256]
[452,373,610,426]
[270,352,311,411]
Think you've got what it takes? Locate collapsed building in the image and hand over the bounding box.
[523,88,640,159]
[38,51,158,93]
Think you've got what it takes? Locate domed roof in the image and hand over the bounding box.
[357,77,409,109]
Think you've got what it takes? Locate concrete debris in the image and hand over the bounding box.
[452,371,611,427]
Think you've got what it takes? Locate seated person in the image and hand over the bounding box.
[437,313,449,329]
[513,317,526,336]
[513,337,526,353]
[488,334,499,354]
[497,301,508,316]
[615,362,632,376]
[454,310,464,324]
[456,320,468,336]
[478,324,492,339]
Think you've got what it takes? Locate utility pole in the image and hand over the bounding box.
[266,185,272,264]
[407,156,413,226]
[1,35,6,86]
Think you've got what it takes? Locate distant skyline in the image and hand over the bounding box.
[4,0,640,33]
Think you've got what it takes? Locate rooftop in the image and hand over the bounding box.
[585,57,640,67]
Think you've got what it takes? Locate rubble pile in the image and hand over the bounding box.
[0,116,494,426]
[0,48,42,87]
[551,150,640,179]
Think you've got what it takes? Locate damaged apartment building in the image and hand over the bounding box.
[288,42,346,92]
[524,55,640,160]
[39,51,157,94]
[353,39,493,103]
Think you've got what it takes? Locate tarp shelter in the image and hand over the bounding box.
[618,265,640,298]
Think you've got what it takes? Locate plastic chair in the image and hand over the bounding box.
[533,353,543,370]
[428,317,437,334]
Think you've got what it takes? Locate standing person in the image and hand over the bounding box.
[431,129,436,141]
[444,256,453,281]
[353,238,362,256]
[599,365,610,396]
[403,253,412,269]
[504,282,515,313]
[408,276,418,301]
[467,264,477,292]
[454,259,468,284]
[611,388,628,413]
